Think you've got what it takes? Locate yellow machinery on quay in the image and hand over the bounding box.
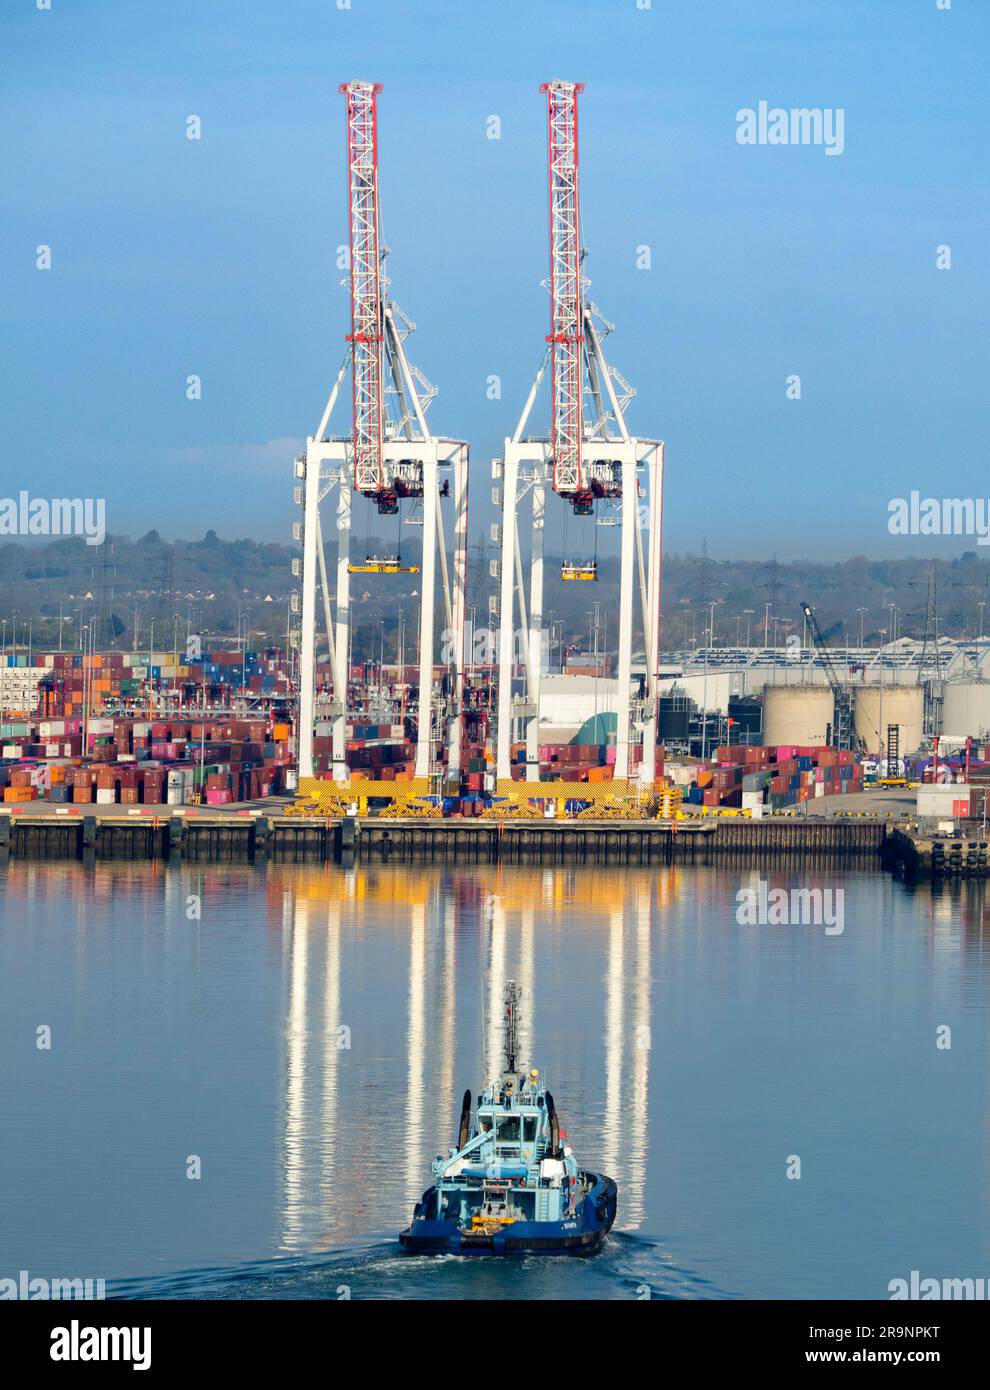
[284,777,686,822]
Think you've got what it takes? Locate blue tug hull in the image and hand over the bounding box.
[400,1172,617,1256]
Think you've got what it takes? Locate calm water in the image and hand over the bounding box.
[2,856,989,1300]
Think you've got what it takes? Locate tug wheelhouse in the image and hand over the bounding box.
[399,981,617,1255]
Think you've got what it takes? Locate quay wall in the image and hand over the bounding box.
[0,812,889,866]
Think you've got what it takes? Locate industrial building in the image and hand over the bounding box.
[657,637,990,757]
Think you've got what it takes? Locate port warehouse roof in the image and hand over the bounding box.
[669,636,983,682]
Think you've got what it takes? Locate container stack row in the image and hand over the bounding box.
[0,715,295,806]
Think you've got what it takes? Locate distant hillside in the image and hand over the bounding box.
[2,532,989,657]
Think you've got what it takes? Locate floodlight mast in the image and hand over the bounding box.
[295,82,469,789]
[494,80,665,792]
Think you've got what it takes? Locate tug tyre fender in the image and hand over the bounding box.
[546,1090,560,1154]
[457,1090,472,1151]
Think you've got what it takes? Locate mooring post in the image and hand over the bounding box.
[253,816,271,862]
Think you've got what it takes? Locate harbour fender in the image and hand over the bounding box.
[457,1089,472,1150]
[546,1090,560,1154]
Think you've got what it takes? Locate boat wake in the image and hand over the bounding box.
[109,1230,734,1301]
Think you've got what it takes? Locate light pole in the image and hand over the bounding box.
[701,632,710,759]
[979,601,986,641]
[763,603,771,649]
[878,628,887,760]
[81,623,90,753]
[742,609,753,649]
[857,607,867,648]
[199,667,207,800]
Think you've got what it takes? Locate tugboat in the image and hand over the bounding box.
[400,982,617,1255]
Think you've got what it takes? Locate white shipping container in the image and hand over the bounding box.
[96,788,115,804]
[167,766,196,805]
[918,784,970,818]
[665,762,704,788]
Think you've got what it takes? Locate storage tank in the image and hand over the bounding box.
[659,694,692,740]
[940,683,990,740]
[854,685,924,755]
[762,686,835,746]
[728,695,762,740]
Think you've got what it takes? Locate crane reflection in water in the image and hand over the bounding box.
[270,862,679,1250]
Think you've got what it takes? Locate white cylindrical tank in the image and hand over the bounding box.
[941,683,990,740]
[854,685,924,755]
[762,686,835,746]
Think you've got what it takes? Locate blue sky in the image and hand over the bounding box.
[2,0,987,559]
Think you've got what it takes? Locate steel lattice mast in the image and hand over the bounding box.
[494,80,665,791]
[294,82,470,788]
[543,80,586,503]
[341,81,386,499]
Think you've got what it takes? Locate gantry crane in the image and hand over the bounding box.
[296,81,469,785]
[494,81,665,788]
[800,602,855,752]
